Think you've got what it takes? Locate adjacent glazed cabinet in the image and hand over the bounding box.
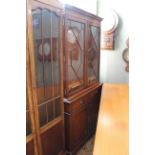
[63,5,102,97]
[63,5,102,154]
[26,0,65,155]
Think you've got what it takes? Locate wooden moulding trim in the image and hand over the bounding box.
[32,0,63,17]
[26,134,33,143]
[34,0,64,10]
[65,13,87,24]
[39,116,62,134]
[65,104,87,116]
[65,10,100,26]
[64,83,103,103]
[65,10,101,27]
[27,2,41,155]
[27,1,43,154]
[59,14,65,133]
[65,4,103,21]
[69,83,102,99]
[27,1,37,88]
[38,96,61,106]
[59,14,65,154]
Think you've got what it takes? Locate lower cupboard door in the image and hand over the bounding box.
[70,108,87,150]
[41,122,64,155]
[26,140,35,155]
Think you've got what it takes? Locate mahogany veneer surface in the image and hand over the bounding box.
[26,140,35,155]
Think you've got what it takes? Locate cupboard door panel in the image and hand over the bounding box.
[70,108,87,149]
[41,122,64,155]
[86,88,101,136]
[26,140,35,155]
[26,111,32,136]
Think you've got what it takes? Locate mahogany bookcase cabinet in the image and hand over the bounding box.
[63,5,103,154]
[26,0,65,155]
[26,1,103,155]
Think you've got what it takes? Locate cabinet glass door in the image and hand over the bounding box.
[66,19,85,94]
[32,8,61,128]
[87,25,100,84]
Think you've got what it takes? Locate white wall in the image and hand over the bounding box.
[98,0,129,83]
[60,0,97,14]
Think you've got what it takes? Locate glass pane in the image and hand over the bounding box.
[43,9,52,86]
[42,9,53,100]
[50,12,61,98]
[39,104,47,127]
[47,101,54,122]
[32,9,44,88]
[91,26,99,49]
[55,98,61,118]
[67,20,85,93]
[87,25,100,84]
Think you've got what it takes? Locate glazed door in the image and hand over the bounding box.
[65,17,86,96]
[32,6,62,127]
[87,24,100,85]
[27,0,64,155]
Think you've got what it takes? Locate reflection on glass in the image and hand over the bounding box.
[88,26,100,84]
[47,101,54,122]
[39,98,61,127]
[39,104,47,127]
[55,98,61,117]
